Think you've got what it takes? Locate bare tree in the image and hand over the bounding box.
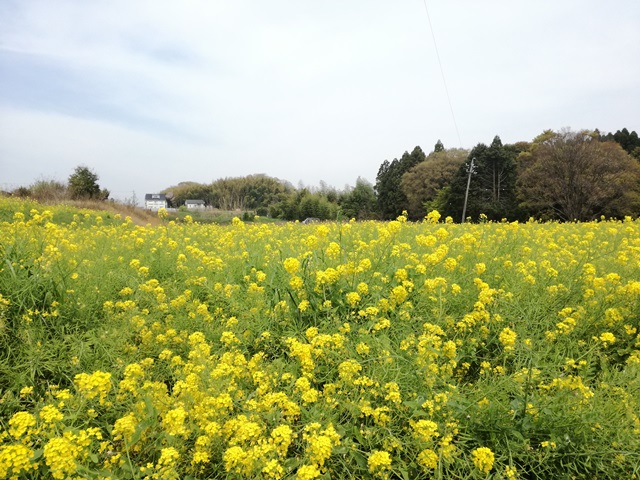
[517,129,640,221]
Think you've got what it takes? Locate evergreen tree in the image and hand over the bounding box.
[439,136,520,221]
[374,146,426,219]
[600,128,640,158]
[68,166,108,200]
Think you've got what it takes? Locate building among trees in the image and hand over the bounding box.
[185,199,206,209]
[145,194,168,211]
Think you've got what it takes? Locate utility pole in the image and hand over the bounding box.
[461,157,475,223]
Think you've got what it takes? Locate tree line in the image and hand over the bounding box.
[8,127,639,223]
[375,128,640,222]
[162,174,378,222]
[158,128,640,221]
[162,127,640,222]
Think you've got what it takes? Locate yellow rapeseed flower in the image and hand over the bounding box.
[0,444,37,478]
[39,405,64,424]
[471,447,495,473]
[8,412,36,439]
[417,448,438,470]
[296,464,321,480]
[346,291,361,307]
[368,450,392,477]
[499,327,517,352]
[284,257,300,275]
[74,371,112,404]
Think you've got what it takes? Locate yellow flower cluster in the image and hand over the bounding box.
[0,444,37,478]
[471,446,495,473]
[499,327,517,352]
[368,450,392,477]
[74,371,112,404]
[8,412,36,440]
[417,448,438,470]
[2,200,640,479]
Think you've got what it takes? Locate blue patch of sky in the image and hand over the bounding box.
[0,0,20,22]
[0,50,205,143]
[121,32,200,66]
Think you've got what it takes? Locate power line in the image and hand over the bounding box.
[421,0,463,148]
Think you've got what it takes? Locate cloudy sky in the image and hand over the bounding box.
[1,0,639,203]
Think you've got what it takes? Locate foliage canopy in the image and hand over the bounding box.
[68,166,108,200]
[517,129,640,221]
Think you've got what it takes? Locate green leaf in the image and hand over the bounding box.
[400,467,410,480]
[353,451,367,469]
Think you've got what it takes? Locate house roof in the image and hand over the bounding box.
[145,193,167,201]
[185,199,205,204]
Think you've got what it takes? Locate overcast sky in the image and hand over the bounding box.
[1,0,639,203]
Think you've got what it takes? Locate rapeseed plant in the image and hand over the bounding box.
[1,198,639,478]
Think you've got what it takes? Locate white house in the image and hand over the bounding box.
[185,199,206,209]
[145,193,168,211]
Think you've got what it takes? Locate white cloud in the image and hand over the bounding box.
[2,0,639,200]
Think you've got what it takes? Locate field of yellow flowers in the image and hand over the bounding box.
[1,197,639,479]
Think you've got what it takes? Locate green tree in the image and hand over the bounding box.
[299,193,337,220]
[375,146,427,219]
[68,166,108,200]
[400,148,468,219]
[163,182,213,206]
[340,177,377,220]
[241,175,292,209]
[479,136,522,218]
[517,129,640,220]
[268,191,300,220]
[434,139,445,152]
[163,175,292,211]
[440,136,521,221]
[317,180,339,203]
[599,128,640,159]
